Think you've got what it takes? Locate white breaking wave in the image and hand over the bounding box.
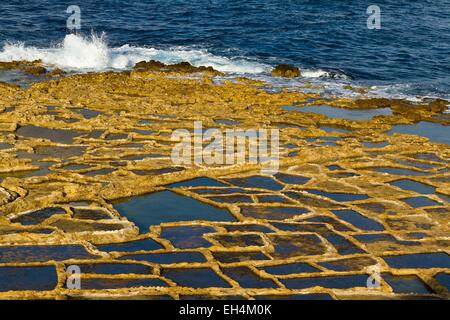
[302,68,350,80]
[0,33,109,70]
[0,33,351,79]
[0,33,270,74]
[301,69,330,78]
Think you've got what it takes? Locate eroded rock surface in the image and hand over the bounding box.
[0,64,448,300]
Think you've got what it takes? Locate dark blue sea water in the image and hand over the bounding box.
[0,0,449,99]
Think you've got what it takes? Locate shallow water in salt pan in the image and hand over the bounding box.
[388,122,450,145]
[296,105,392,121]
[17,125,82,144]
[0,266,57,291]
[112,191,235,232]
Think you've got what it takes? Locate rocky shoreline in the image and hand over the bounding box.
[0,60,448,299]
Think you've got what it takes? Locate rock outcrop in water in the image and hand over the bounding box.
[45,68,66,78]
[271,64,301,78]
[0,60,47,76]
[134,60,223,76]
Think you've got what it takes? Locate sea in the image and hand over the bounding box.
[0,0,449,102]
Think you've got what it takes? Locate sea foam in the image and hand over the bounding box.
[0,33,270,74]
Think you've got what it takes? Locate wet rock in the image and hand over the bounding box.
[133,60,222,76]
[46,68,66,78]
[0,60,47,76]
[133,60,166,71]
[21,66,47,76]
[271,64,300,78]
